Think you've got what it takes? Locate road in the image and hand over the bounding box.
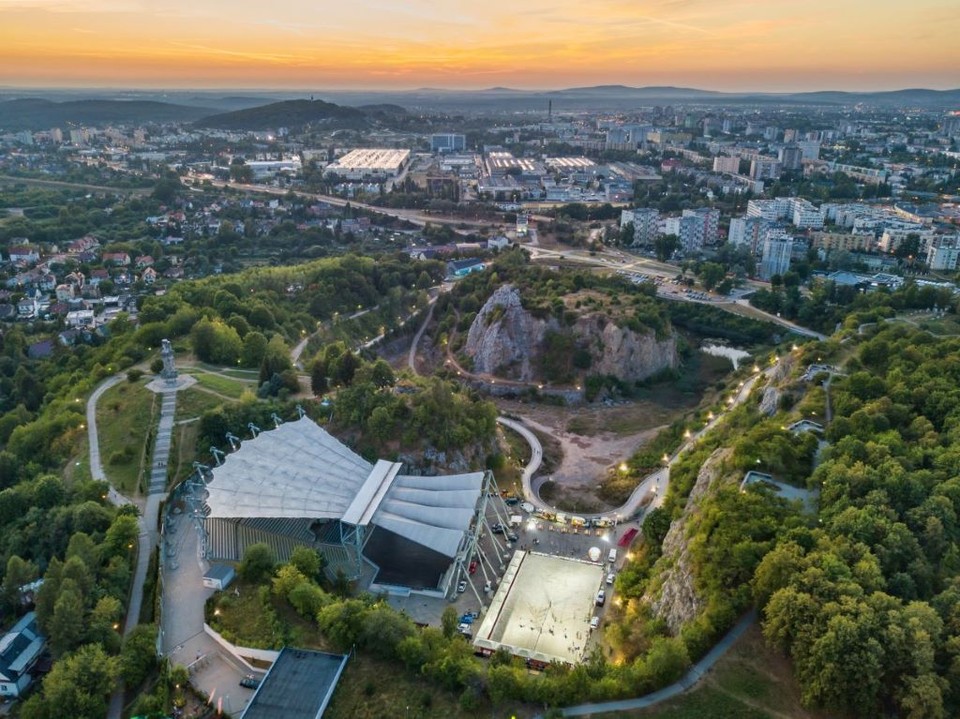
[86,375,135,508]
[205,179,490,232]
[407,300,437,374]
[526,246,826,340]
[495,417,543,506]
[0,174,153,196]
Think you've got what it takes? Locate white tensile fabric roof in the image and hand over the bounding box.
[204,417,484,558]
[205,418,374,520]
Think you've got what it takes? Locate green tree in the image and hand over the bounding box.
[258,335,292,385]
[34,643,119,719]
[697,262,726,291]
[119,624,159,688]
[239,543,276,583]
[441,606,459,639]
[289,546,323,580]
[1,555,38,613]
[654,234,680,262]
[241,331,269,368]
[49,580,86,656]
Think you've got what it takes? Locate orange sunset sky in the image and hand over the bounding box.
[1,0,958,91]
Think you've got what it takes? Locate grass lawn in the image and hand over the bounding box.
[324,653,508,719]
[208,581,328,651]
[916,315,960,336]
[175,386,230,422]
[183,369,255,399]
[96,379,158,495]
[167,420,201,489]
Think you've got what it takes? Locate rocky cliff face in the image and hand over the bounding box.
[644,447,732,634]
[578,317,678,382]
[463,285,677,383]
[464,285,551,381]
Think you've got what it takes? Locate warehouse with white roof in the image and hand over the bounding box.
[200,417,491,598]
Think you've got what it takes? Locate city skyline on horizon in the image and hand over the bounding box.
[1,0,958,92]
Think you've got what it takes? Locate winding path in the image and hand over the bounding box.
[499,363,773,521]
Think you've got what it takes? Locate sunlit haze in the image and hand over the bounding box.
[1,0,958,90]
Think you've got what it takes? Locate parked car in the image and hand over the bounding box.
[596,590,606,606]
[590,616,601,630]
[240,675,261,689]
[606,572,615,585]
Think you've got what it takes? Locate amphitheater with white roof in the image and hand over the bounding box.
[196,416,494,599]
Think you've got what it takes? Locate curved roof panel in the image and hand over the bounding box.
[205,418,373,519]
[202,418,485,557]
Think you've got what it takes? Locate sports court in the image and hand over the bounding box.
[472,551,604,665]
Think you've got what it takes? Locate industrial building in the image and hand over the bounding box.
[325,148,411,180]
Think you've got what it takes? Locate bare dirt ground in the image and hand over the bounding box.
[498,398,668,512]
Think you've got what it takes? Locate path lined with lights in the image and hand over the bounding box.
[503,359,777,522]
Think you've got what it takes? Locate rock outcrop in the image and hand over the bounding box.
[463,285,677,383]
[580,318,678,382]
[464,285,550,381]
[644,447,732,634]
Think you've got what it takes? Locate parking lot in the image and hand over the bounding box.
[388,495,641,658]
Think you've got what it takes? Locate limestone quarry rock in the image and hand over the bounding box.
[644,447,732,634]
[463,284,678,383]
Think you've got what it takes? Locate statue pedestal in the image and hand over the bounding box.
[146,374,197,395]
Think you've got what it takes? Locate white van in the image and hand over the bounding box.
[608,548,618,564]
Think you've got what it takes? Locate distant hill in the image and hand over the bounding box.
[195,99,368,130]
[549,85,722,98]
[356,103,408,116]
[784,88,960,106]
[0,98,213,131]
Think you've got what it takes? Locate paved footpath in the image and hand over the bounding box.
[100,377,185,719]
[535,610,757,718]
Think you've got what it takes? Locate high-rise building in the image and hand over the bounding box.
[778,144,803,171]
[926,235,960,271]
[797,140,821,161]
[759,235,793,280]
[620,208,660,246]
[683,208,720,246]
[430,133,466,153]
[712,156,740,174]
[750,157,782,180]
[728,217,767,253]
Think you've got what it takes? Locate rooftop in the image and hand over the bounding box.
[204,418,485,558]
[240,648,348,719]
